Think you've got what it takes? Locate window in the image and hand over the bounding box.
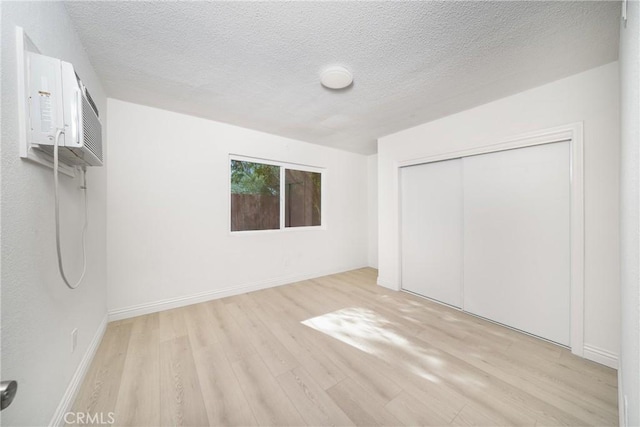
[285,169,321,227]
[230,160,280,231]
[230,158,323,232]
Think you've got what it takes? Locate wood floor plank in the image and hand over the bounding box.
[557,350,618,387]
[414,314,616,422]
[241,287,349,390]
[159,336,209,426]
[130,312,159,334]
[316,271,616,425]
[276,366,355,426]
[70,268,618,427]
[68,322,132,424]
[450,401,520,426]
[112,324,160,427]
[183,303,218,350]
[310,327,404,403]
[415,324,618,425]
[205,299,256,363]
[231,353,305,426]
[257,287,311,321]
[273,283,333,319]
[264,319,347,390]
[191,342,257,426]
[326,378,403,426]
[159,307,188,343]
[225,299,299,376]
[385,390,454,426]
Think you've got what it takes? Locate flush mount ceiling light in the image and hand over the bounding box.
[320,66,353,90]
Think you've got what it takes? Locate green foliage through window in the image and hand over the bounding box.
[230,160,280,196]
[230,158,322,231]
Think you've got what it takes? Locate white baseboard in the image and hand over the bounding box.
[108,265,367,321]
[583,344,618,369]
[377,275,399,290]
[49,314,108,427]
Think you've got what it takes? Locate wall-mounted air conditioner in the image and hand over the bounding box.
[27,52,103,167]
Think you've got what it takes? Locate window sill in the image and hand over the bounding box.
[229,226,326,236]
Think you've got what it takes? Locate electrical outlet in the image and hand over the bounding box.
[72,328,78,353]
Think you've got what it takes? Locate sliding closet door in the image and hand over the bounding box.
[401,159,463,308]
[463,141,571,345]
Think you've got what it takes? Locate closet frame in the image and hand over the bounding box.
[396,122,584,357]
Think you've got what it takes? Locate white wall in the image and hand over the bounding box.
[107,99,368,317]
[1,3,108,426]
[378,62,620,364]
[367,154,378,268]
[619,1,640,424]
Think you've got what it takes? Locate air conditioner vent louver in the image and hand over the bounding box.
[84,88,99,118]
[81,95,102,162]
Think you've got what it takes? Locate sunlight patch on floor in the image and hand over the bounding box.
[302,307,445,384]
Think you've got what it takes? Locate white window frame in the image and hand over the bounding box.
[229,154,326,234]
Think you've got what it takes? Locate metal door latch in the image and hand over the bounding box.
[1,381,18,410]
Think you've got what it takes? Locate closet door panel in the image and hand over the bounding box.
[401,159,463,308]
[462,141,571,345]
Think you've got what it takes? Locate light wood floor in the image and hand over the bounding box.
[69,268,618,426]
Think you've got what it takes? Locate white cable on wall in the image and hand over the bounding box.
[54,129,88,290]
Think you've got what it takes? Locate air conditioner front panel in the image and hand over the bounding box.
[28,52,64,146]
[26,52,103,168]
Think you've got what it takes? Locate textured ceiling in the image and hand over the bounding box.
[64,1,620,154]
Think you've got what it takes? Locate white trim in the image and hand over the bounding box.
[396,162,403,294]
[569,123,585,357]
[279,164,286,229]
[396,123,577,168]
[49,315,108,427]
[108,265,366,321]
[390,160,403,291]
[229,154,325,173]
[583,344,618,369]
[618,372,626,427]
[228,154,326,234]
[376,275,399,290]
[395,122,585,358]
